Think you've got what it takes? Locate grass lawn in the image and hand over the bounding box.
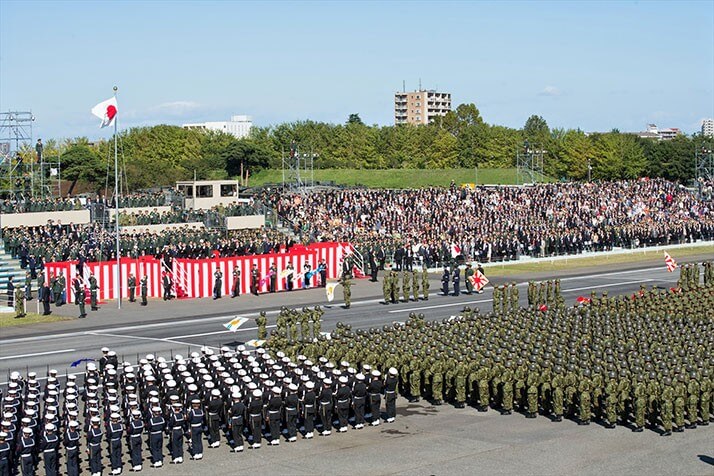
[0,311,73,328]
[249,168,552,188]
[481,245,714,277]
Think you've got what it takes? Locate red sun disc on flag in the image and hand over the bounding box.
[106,105,117,121]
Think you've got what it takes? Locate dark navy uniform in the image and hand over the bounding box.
[352,378,368,427]
[228,399,245,450]
[266,393,283,444]
[301,386,317,437]
[248,396,263,448]
[441,268,450,295]
[63,425,81,476]
[108,418,124,473]
[318,384,333,435]
[39,429,59,476]
[385,373,398,422]
[368,376,383,424]
[128,415,144,470]
[188,405,204,458]
[335,383,351,431]
[206,396,222,447]
[168,408,185,462]
[0,436,12,476]
[17,432,35,476]
[86,423,103,475]
[284,391,299,441]
[148,412,165,466]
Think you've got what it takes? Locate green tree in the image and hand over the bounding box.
[60,144,104,195]
[347,113,364,126]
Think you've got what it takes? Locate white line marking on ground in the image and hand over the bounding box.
[388,279,652,314]
[388,299,492,313]
[0,348,77,361]
[167,325,277,340]
[0,267,669,345]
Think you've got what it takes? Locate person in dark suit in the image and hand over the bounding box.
[6,276,14,306]
[41,282,52,315]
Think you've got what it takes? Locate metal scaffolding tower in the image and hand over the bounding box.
[516,140,545,185]
[281,140,316,192]
[0,111,34,197]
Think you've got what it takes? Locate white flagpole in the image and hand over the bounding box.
[114,86,121,309]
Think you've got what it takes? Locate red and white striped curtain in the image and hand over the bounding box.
[43,242,351,301]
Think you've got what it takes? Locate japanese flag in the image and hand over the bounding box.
[91,97,118,128]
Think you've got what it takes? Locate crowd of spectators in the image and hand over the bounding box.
[117,202,265,226]
[2,179,712,267]
[0,197,83,213]
[272,179,714,265]
[2,223,292,264]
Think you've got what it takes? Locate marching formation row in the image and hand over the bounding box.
[0,346,400,476]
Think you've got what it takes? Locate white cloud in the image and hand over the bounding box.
[146,101,202,117]
[539,86,561,97]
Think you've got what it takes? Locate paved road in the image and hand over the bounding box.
[0,264,678,382]
[1,261,712,475]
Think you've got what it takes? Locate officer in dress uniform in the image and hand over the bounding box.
[269,263,277,293]
[231,266,241,298]
[452,266,461,296]
[127,409,144,471]
[250,265,260,296]
[89,273,99,311]
[188,399,204,459]
[127,273,136,302]
[140,275,148,306]
[441,267,450,296]
[213,269,223,300]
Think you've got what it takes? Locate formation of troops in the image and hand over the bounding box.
[0,344,400,476]
[268,262,713,436]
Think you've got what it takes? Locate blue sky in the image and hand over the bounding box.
[1,0,713,141]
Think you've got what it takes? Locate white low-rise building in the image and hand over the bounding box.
[183,115,253,139]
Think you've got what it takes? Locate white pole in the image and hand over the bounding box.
[114,86,121,310]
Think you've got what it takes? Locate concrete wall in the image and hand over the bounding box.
[0,209,91,228]
[120,222,205,234]
[225,215,265,230]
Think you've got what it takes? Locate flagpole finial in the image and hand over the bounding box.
[113,86,118,92]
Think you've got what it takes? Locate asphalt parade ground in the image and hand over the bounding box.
[1,256,713,475]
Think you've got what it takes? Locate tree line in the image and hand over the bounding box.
[21,104,709,192]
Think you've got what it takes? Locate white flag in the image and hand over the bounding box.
[91,96,118,128]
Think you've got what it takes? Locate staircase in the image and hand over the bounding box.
[0,242,34,312]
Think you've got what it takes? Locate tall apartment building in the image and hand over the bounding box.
[394,89,451,125]
[183,115,253,139]
[702,118,714,138]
